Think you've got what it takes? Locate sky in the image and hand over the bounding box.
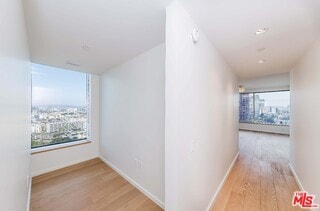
[257,91,290,107]
[32,63,87,106]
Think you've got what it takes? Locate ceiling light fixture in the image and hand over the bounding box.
[258,59,266,64]
[255,28,268,35]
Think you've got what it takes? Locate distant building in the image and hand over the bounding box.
[239,94,251,122]
[32,106,88,147]
[31,124,42,133]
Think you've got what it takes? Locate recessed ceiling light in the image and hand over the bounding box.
[66,61,80,67]
[258,59,266,64]
[257,47,266,52]
[255,28,268,35]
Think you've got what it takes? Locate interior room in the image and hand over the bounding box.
[1,0,319,210]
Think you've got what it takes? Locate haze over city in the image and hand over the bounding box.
[32,63,87,106]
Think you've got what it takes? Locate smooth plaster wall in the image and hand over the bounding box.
[239,73,290,93]
[239,123,289,135]
[290,37,320,205]
[165,2,239,210]
[0,0,31,210]
[100,44,165,206]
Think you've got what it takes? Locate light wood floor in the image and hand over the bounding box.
[30,158,163,211]
[211,131,305,211]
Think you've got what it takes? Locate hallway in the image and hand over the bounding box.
[212,131,303,211]
[2,0,320,210]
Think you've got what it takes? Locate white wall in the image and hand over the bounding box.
[31,75,100,176]
[165,2,239,210]
[290,37,320,204]
[100,44,165,206]
[239,73,290,93]
[0,0,31,210]
[239,123,289,135]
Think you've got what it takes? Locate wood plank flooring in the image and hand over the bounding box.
[30,158,163,211]
[211,131,305,211]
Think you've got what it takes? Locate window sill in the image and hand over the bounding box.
[31,140,91,155]
[239,122,290,127]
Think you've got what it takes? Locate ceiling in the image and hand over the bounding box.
[24,0,320,78]
[182,0,320,79]
[24,0,170,75]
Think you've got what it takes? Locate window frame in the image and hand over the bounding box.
[239,90,290,127]
[31,68,92,153]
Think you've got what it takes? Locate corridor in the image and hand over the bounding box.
[212,131,303,211]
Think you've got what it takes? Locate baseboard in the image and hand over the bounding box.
[99,155,165,209]
[289,165,319,211]
[289,164,304,191]
[206,152,240,211]
[27,176,32,211]
[31,156,98,177]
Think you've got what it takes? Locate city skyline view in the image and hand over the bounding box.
[256,91,290,107]
[239,91,290,126]
[31,64,89,148]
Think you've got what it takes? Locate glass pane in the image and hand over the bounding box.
[31,63,88,148]
[239,93,254,123]
[239,91,290,126]
[253,91,290,125]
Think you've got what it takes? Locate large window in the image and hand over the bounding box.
[31,64,90,149]
[239,91,290,126]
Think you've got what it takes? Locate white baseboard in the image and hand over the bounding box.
[31,156,98,177]
[289,164,319,211]
[289,164,304,191]
[99,155,165,209]
[206,152,240,211]
[27,176,32,211]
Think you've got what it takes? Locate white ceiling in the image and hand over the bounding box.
[24,0,170,75]
[182,0,320,79]
[24,0,320,78]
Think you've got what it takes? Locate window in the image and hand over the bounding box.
[31,63,90,149]
[239,91,290,126]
